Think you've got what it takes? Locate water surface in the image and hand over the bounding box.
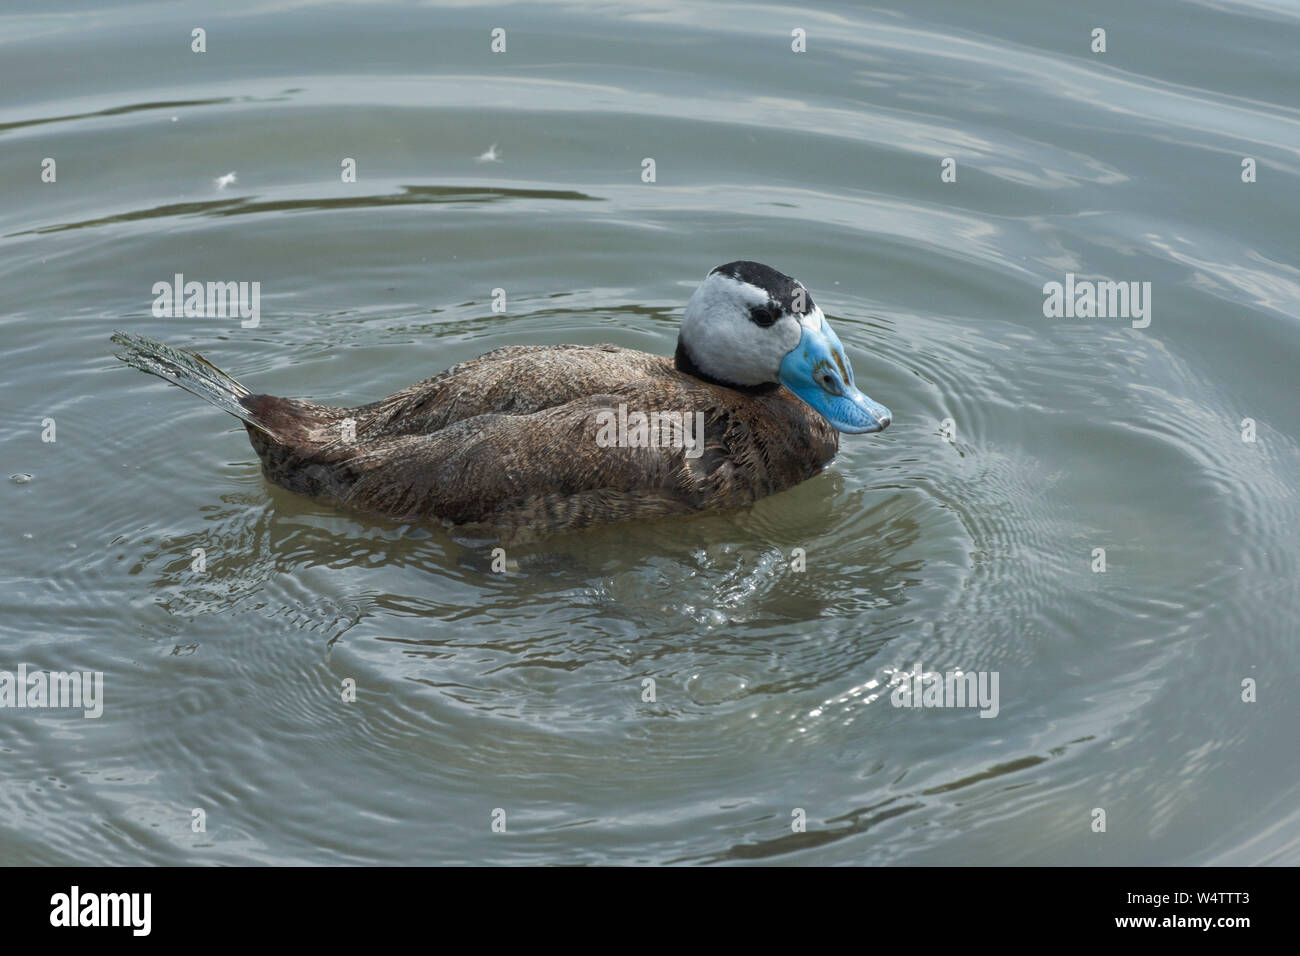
[1,0,1298,865]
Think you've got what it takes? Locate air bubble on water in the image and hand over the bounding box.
[10,474,32,484]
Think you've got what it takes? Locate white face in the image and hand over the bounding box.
[678,271,826,387]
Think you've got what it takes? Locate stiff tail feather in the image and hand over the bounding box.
[110,331,276,437]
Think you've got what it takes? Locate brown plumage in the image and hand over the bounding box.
[112,336,837,541]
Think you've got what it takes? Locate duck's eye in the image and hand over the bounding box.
[749,304,780,327]
[815,367,842,395]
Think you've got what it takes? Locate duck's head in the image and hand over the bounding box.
[675,261,891,434]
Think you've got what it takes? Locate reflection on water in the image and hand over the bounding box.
[1,0,1298,865]
[11,185,604,237]
[0,97,235,134]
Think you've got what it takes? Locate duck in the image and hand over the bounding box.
[112,261,891,540]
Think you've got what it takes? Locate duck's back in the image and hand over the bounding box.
[243,344,838,540]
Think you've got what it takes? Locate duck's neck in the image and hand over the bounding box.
[674,339,780,396]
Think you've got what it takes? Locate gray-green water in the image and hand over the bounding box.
[2,0,1298,865]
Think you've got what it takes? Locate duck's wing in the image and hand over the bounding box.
[354,345,668,438]
[339,393,701,534]
[332,381,837,539]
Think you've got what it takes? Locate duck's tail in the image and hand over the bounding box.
[110,331,276,437]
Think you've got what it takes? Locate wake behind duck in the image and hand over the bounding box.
[113,261,891,540]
